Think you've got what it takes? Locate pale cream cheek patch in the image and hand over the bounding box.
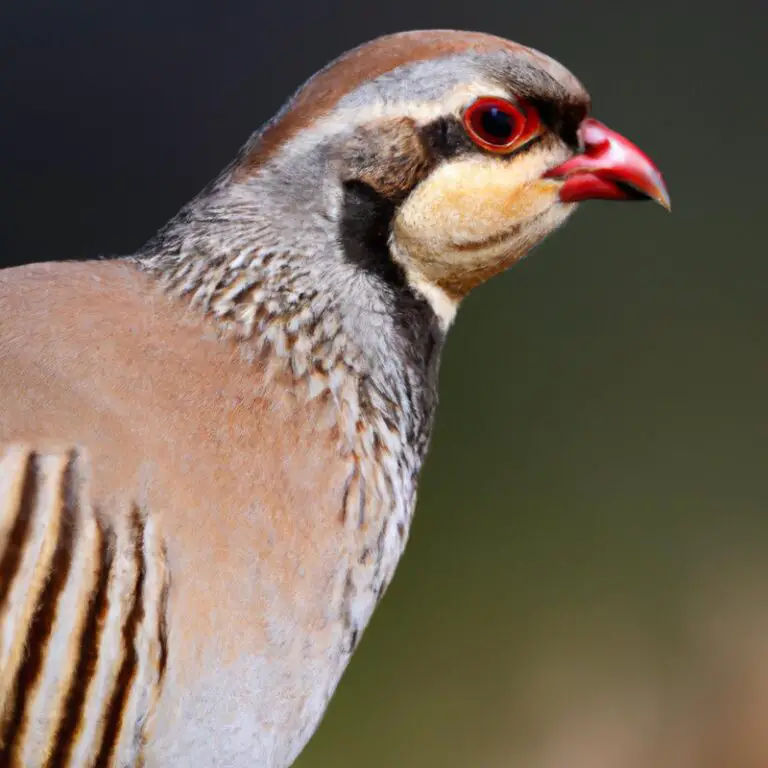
[392,143,574,289]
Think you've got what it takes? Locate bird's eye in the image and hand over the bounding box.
[463,97,540,154]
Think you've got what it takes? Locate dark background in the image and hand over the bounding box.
[3,2,767,765]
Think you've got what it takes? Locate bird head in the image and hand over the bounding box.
[209,30,669,329]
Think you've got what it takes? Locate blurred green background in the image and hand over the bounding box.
[2,1,766,765]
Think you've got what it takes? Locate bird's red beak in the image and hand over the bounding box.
[544,118,670,210]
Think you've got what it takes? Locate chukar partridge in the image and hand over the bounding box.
[0,29,669,767]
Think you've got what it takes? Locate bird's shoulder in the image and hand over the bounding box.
[0,258,351,520]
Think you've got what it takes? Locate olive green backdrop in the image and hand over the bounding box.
[2,1,766,764]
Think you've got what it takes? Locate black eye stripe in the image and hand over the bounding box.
[419,115,545,164]
[420,117,475,158]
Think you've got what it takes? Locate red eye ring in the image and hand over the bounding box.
[463,97,541,154]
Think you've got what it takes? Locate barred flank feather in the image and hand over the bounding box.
[0,445,169,767]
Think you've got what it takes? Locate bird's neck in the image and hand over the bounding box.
[134,177,447,647]
[134,178,445,471]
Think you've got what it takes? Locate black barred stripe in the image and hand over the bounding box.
[48,515,113,766]
[3,452,77,758]
[0,452,37,614]
[94,505,146,768]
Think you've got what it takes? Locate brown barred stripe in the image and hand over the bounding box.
[0,446,169,767]
[0,452,65,744]
[156,545,170,689]
[48,517,112,766]
[136,535,171,762]
[3,451,77,760]
[93,504,146,768]
[18,452,101,767]
[65,502,141,765]
[0,448,35,616]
